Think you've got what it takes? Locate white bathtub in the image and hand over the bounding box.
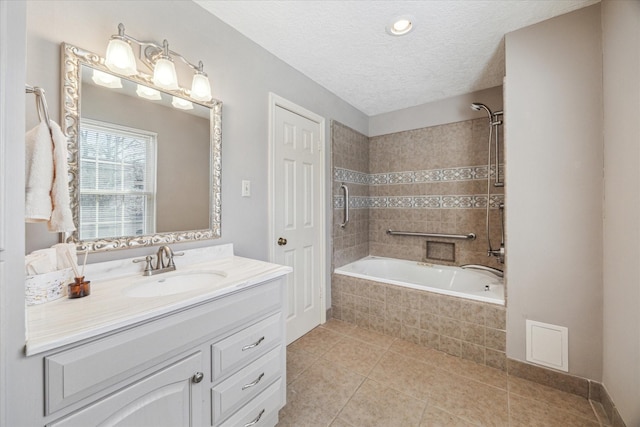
[334,256,504,305]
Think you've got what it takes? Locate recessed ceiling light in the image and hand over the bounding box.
[386,15,414,36]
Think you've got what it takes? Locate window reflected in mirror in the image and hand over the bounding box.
[79,119,157,240]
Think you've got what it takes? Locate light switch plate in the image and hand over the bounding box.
[242,180,251,197]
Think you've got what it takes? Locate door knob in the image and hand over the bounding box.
[277,237,287,246]
[192,372,204,383]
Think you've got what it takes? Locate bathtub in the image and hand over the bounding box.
[334,256,504,305]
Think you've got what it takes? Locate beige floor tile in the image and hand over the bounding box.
[282,328,602,427]
[509,393,601,427]
[278,393,335,427]
[286,359,364,419]
[420,404,478,427]
[368,352,438,401]
[286,346,319,384]
[508,376,598,422]
[389,339,507,390]
[426,369,509,426]
[321,318,358,335]
[437,352,508,390]
[329,417,355,427]
[387,338,444,365]
[289,326,344,356]
[322,337,386,376]
[344,326,396,349]
[338,379,426,427]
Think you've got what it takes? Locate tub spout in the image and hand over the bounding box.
[461,264,504,278]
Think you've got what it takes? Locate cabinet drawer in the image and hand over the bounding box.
[212,312,282,380]
[218,379,283,427]
[45,279,281,414]
[47,352,202,427]
[212,346,282,424]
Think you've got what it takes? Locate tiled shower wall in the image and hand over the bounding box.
[332,119,505,270]
[368,119,505,268]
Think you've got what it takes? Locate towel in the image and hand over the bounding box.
[25,121,53,222]
[52,243,78,270]
[48,121,76,232]
[25,248,57,275]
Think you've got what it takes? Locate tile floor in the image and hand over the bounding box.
[278,319,610,427]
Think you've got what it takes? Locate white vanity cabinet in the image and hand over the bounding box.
[40,275,287,427]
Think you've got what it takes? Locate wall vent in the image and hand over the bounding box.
[525,320,569,372]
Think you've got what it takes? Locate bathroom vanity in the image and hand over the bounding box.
[25,245,291,427]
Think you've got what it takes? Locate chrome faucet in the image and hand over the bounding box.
[461,264,504,278]
[133,245,185,276]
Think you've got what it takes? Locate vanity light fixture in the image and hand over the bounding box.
[104,24,137,76]
[386,15,415,36]
[104,23,213,101]
[135,84,162,100]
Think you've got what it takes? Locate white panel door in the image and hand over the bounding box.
[272,103,323,344]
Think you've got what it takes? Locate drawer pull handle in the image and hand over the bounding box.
[192,372,204,383]
[242,372,265,390]
[242,336,265,351]
[244,409,265,427]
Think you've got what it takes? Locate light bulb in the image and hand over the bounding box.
[105,38,137,76]
[153,57,179,90]
[172,96,193,110]
[136,84,161,100]
[191,72,212,102]
[91,69,122,88]
[386,15,415,36]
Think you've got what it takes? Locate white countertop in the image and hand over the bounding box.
[25,245,291,356]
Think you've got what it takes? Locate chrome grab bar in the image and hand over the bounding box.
[340,183,349,228]
[461,264,504,278]
[386,229,476,240]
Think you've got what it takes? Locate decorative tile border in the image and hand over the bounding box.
[334,165,505,185]
[333,194,505,209]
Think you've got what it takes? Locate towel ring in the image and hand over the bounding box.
[25,84,52,133]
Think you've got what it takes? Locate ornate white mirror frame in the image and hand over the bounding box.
[61,42,222,252]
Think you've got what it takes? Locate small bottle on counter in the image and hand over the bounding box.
[68,276,90,299]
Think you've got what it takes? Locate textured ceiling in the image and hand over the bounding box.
[194,0,599,116]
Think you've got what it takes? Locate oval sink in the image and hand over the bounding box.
[123,270,228,298]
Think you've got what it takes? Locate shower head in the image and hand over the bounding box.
[471,102,493,117]
[471,102,495,123]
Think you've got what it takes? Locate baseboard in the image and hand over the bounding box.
[507,358,627,427]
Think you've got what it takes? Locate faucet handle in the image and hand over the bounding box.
[133,255,154,276]
[166,251,184,268]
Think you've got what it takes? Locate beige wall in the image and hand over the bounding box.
[602,0,640,425]
[505,5,603,380]
[369,86,503,137]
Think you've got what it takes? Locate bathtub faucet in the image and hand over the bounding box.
[488,244,505,264]
[461,264,504,278]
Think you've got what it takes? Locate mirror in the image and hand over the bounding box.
[62,43,222,252]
